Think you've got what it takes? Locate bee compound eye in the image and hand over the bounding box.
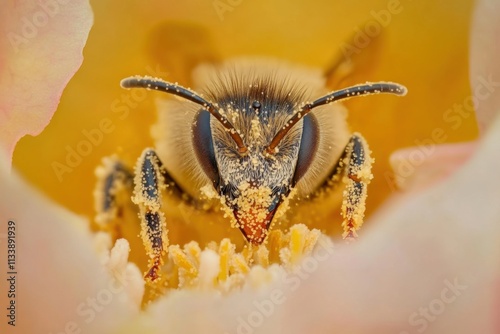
[292,114,319,185]
[192,109,220,186]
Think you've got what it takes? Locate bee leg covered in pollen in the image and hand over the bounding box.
[340,133,373,240]
[132,148,170,282]
[94,155,134,228]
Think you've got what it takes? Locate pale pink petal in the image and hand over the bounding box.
[0,0,93,166]
[470,0,500,134]
[389,141,477,192]
[0,156,139,333]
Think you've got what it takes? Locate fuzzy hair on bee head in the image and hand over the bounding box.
[195,59,326,153]
[195,58,326,107]
[193,60,324,191]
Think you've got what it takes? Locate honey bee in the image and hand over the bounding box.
[95,59,406,281]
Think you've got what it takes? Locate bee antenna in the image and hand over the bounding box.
[265,82,408,154]
[121,76,248,155]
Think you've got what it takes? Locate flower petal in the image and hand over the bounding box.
[389,141,477,192]
[470,0,500,133]
[0,0,93,166]
[0,155,139,333]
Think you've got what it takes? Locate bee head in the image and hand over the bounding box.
[190,74,327,244]
[121,75,407,245]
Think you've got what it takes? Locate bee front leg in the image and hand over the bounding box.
[133,148,170,281]
[339,133,373,240]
